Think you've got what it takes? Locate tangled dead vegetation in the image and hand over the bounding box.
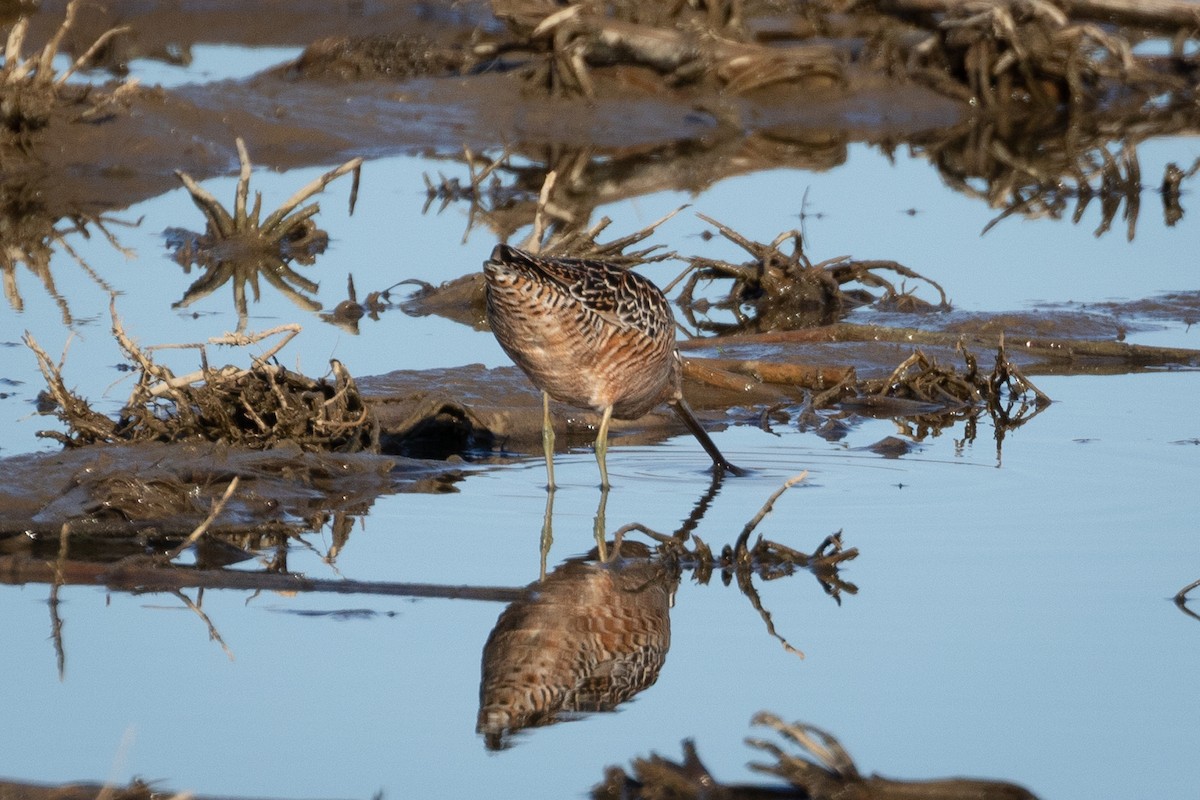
[24,301,379,453]
[290,0,845,96]
[287,0,1198,113]
[678,215,951,333]
[863,335,1048,408]
[1,0,135,140]
[845,338,1051,444]
[166,137,362,331]
[488,0,845,97]
[594,711,1038,799]
[865,0,1200,114]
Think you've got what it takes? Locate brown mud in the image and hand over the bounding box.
[18,0,1197,216]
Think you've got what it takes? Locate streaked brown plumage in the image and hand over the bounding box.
[477,543,675,750]
[483,243,740,487]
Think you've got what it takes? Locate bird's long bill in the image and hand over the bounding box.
[671,399,746,476]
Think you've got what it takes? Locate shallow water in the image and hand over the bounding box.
[2,42,1199,800]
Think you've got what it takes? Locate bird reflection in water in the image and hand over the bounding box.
[477,539,677,750]
[479,471,854,749]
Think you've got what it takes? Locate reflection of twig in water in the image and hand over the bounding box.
[913,117,1200,241]
[609,473,857,657]
[1161,156,1200,228]
[50,524,70,680]
[1,554,526,601]
[979,138,1146,241]
[169,588,235,662]
[1174,578,1200,624]
[0,181,134,325]
[725,474,852,657]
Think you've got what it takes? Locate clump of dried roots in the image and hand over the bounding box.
[594,712,1038,799]
[167,137,362,331]
[24,300,378,452]
[879,0,1196,113]
[1,0,135,137]
[857,336,1050,416]
[678,214,950,334]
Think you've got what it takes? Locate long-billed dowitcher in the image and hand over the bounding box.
[483,243,741,488]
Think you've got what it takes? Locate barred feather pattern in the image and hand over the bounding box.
[477,552,674,749]
[483,244,681,420]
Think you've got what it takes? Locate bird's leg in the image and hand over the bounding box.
[671,399,746,476]
[542,391,556,490]
[595,404,614,489]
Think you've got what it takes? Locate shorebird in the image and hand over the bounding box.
[483,243,741,488]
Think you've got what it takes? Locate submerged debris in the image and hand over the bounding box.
[24,301,379,452]
[595,711,1039,799]
[166,137,362,331]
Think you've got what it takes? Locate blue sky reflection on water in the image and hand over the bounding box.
[2,368,1198,799]
[1,74,1199,800]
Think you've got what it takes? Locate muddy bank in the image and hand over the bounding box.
[4,0,1195,252]
[0,440,462,543]
[5,287,1197,543]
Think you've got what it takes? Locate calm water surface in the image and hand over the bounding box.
[0,50,1198,800]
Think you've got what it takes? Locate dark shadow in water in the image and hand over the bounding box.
[478,473,856,750]
[595,711,1039,799]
